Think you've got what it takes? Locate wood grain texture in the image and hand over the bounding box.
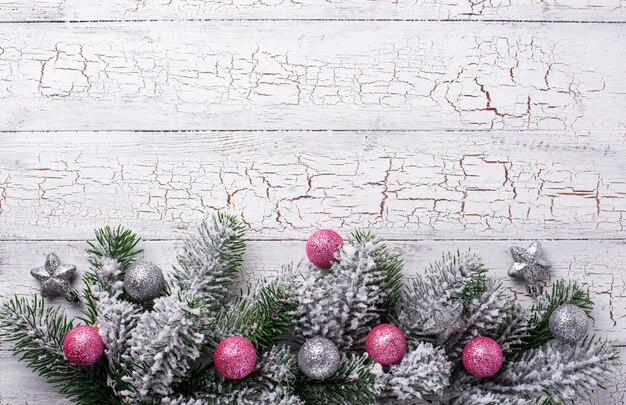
[1,131,624,240]
[1,239,625,403]
[1,21,626,131]
[1,0,626,22]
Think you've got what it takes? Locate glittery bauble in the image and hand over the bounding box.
[306,229,343,269]
[213,336,257,379]
[63,325,105,366]
[549,304,589,343]
[462,336,503,378]
[298,337,341,380]
[123,260,165,301]
[365,324,406,365]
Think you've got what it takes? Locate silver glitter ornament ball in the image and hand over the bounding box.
[549,304,589,343]
[123,260,165,302]
[298,337,341,380]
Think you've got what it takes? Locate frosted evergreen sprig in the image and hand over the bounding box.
[205,280,296,352]
[172,212,246,309]
[171,344,300,405]
[118,213,247,402]
[447,280,527,359]
[86,226,143,273]
[377,342,451,402]
[451,337,620,403]
[397,250,485,341]
[286,231,402,350]
[119,296,205,402]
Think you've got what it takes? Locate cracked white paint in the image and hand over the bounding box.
[0,0,625,21]
[0,132,624,240]
[0,239,625,403]
[0,22,625,130]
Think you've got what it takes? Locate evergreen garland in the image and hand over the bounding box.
[0,213,620,404]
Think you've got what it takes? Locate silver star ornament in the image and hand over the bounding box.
[508,241,551,296]
[31,253,81,303]
[423,301,465,344]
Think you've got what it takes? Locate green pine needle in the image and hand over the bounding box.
[86,225,143,269]
[457,266,490,311]
[522,280,593,351]
[203,281,296,352]
[244,283,297,351]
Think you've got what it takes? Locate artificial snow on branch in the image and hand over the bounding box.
[0,217,620,405]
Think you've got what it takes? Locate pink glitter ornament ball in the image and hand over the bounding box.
[462,336,503,378]
[63,324,105,366]
[213,336,257,379]
[306,229,343,269]
[365,324,406,365]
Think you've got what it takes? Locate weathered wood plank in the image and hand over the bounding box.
[1,21,625,131]
[1,131,624,240]
[1,239,625,403]
[1,0,626,22]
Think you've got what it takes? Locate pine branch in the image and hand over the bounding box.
[522,280,593,351]
[295,354,378,405]
[397,250,485,342]
[84,226,146,304]
[119,213,248,402]
[0,295,119,405]
[353,230,404,321]
[173,212,247,309]
[287,231,402,350]
[205,281,296,352]
[379,342,452,402]
[179,345,301,405]
[456,337,620,403]
[455,267,489,311]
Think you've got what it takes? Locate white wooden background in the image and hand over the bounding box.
[1,1,625,404]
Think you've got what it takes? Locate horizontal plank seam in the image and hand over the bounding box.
[1,129,626,134]
[1,238,624,242]
[1,19,626,25]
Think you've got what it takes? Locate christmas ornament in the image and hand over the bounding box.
[508,241,551,295]
[423,301,465,344]
[306,229,343,269]
[549,304,588,343]
[298,337,341,380]
[63,325,105,366]
[462,336,503,378]
[365,324,406,365]
[123,260,165,301]
[213,336,257,379]
[31,253,81,303]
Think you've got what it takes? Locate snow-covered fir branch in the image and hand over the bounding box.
[446,280,528,359]
[450,338,620,404]
[376,342,451,402]
[166,344,301,405]
[172,213,246,309]
[118,214,247,402]
[119,296,205,402]
[396,251,485,341]
[285,231,401,350]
